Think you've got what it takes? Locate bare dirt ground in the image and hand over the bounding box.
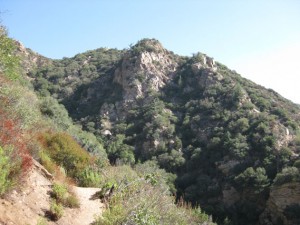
[0,160,103,225]
[54,186,103,225]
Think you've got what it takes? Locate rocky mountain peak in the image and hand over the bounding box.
[14,40,51,74]
[130,38,165,54]
[113,39,178,102]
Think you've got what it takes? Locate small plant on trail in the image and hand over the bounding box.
[64,194,80,208]
[52,183,68,202]
[78,167,102,187]
[47,183,80,221]
[51,183,80,208]
[48,201,64,221]
[36,217,47,225]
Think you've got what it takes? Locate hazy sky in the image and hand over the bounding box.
[1,0,300,103]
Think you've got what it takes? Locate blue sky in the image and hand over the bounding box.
[1,0,300,103]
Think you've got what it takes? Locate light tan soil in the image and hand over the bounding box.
[0,160,103,225]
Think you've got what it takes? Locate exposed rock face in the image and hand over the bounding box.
[113,45,177,102]
[191,54,216,72]
[222,185,240,207]
[98,39,178,124]
[260,182,300,225]
[14,40,51,73]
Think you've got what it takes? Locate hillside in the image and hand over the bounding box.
[24,38,300,225]
[0,27,214,225]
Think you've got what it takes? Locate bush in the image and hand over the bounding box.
[94,164,214,225]
[128,207,160,225]
[39,96,72,130]
[0,84,41,129]
[38,132,91,181]
[0,146,13,195]
[293,160,300,169]
[0,116,32,195]
[39,151,61,175]
[234,167,269,193]
[64,194,80,208]
[273,167,300,186]
[0,26,20,80]
[36,217,47,225]
[78,167,102,187]
[52,183,68,202]
[51,183,80,208]
[49,201,64,221]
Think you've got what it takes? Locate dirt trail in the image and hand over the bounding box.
[53,187,103,225]
[0,160,103,225]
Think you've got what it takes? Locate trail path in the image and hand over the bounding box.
[54,186,103,225]
[0,160,103,225]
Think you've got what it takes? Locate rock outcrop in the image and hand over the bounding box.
[113,40,178,102]
[260,182,300,225]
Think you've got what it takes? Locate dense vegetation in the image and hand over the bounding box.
[26,38,300,225]
[0,27,213,224]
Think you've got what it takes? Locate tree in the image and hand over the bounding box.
[107,134,135,165]
[234,167,270,193]
[157,150,185,172]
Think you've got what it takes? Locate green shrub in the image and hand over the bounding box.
[0,26,20,80]
[49,201,64,221]
[39,151,58,175]
[52,183,68,202]
[293,160,300,169]
[64,194,80,208]
[234,167,270,193]
[78,167,102,187]
[0,145,23,196]
[38,132,91,181]
[96,202,126,225]
[51,183,80,208]
[129,208,160,225]
[0,84,41,129]
[273,167,300,186]
[39,96,72,130]
[36,217,47,225]
[0,146,12,195]
[94,164,214,225]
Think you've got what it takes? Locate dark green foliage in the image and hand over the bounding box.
[27,39,300,225]
[39,96,72,129]
[106,134,135,165]
[234,167,270,193]
[28,47,123,120]
[273,167,300,186]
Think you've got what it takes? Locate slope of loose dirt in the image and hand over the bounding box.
[0,160,103,225]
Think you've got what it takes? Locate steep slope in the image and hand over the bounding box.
[2,26,214,225]
[27,38,300,225]
[0,160,103,225]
